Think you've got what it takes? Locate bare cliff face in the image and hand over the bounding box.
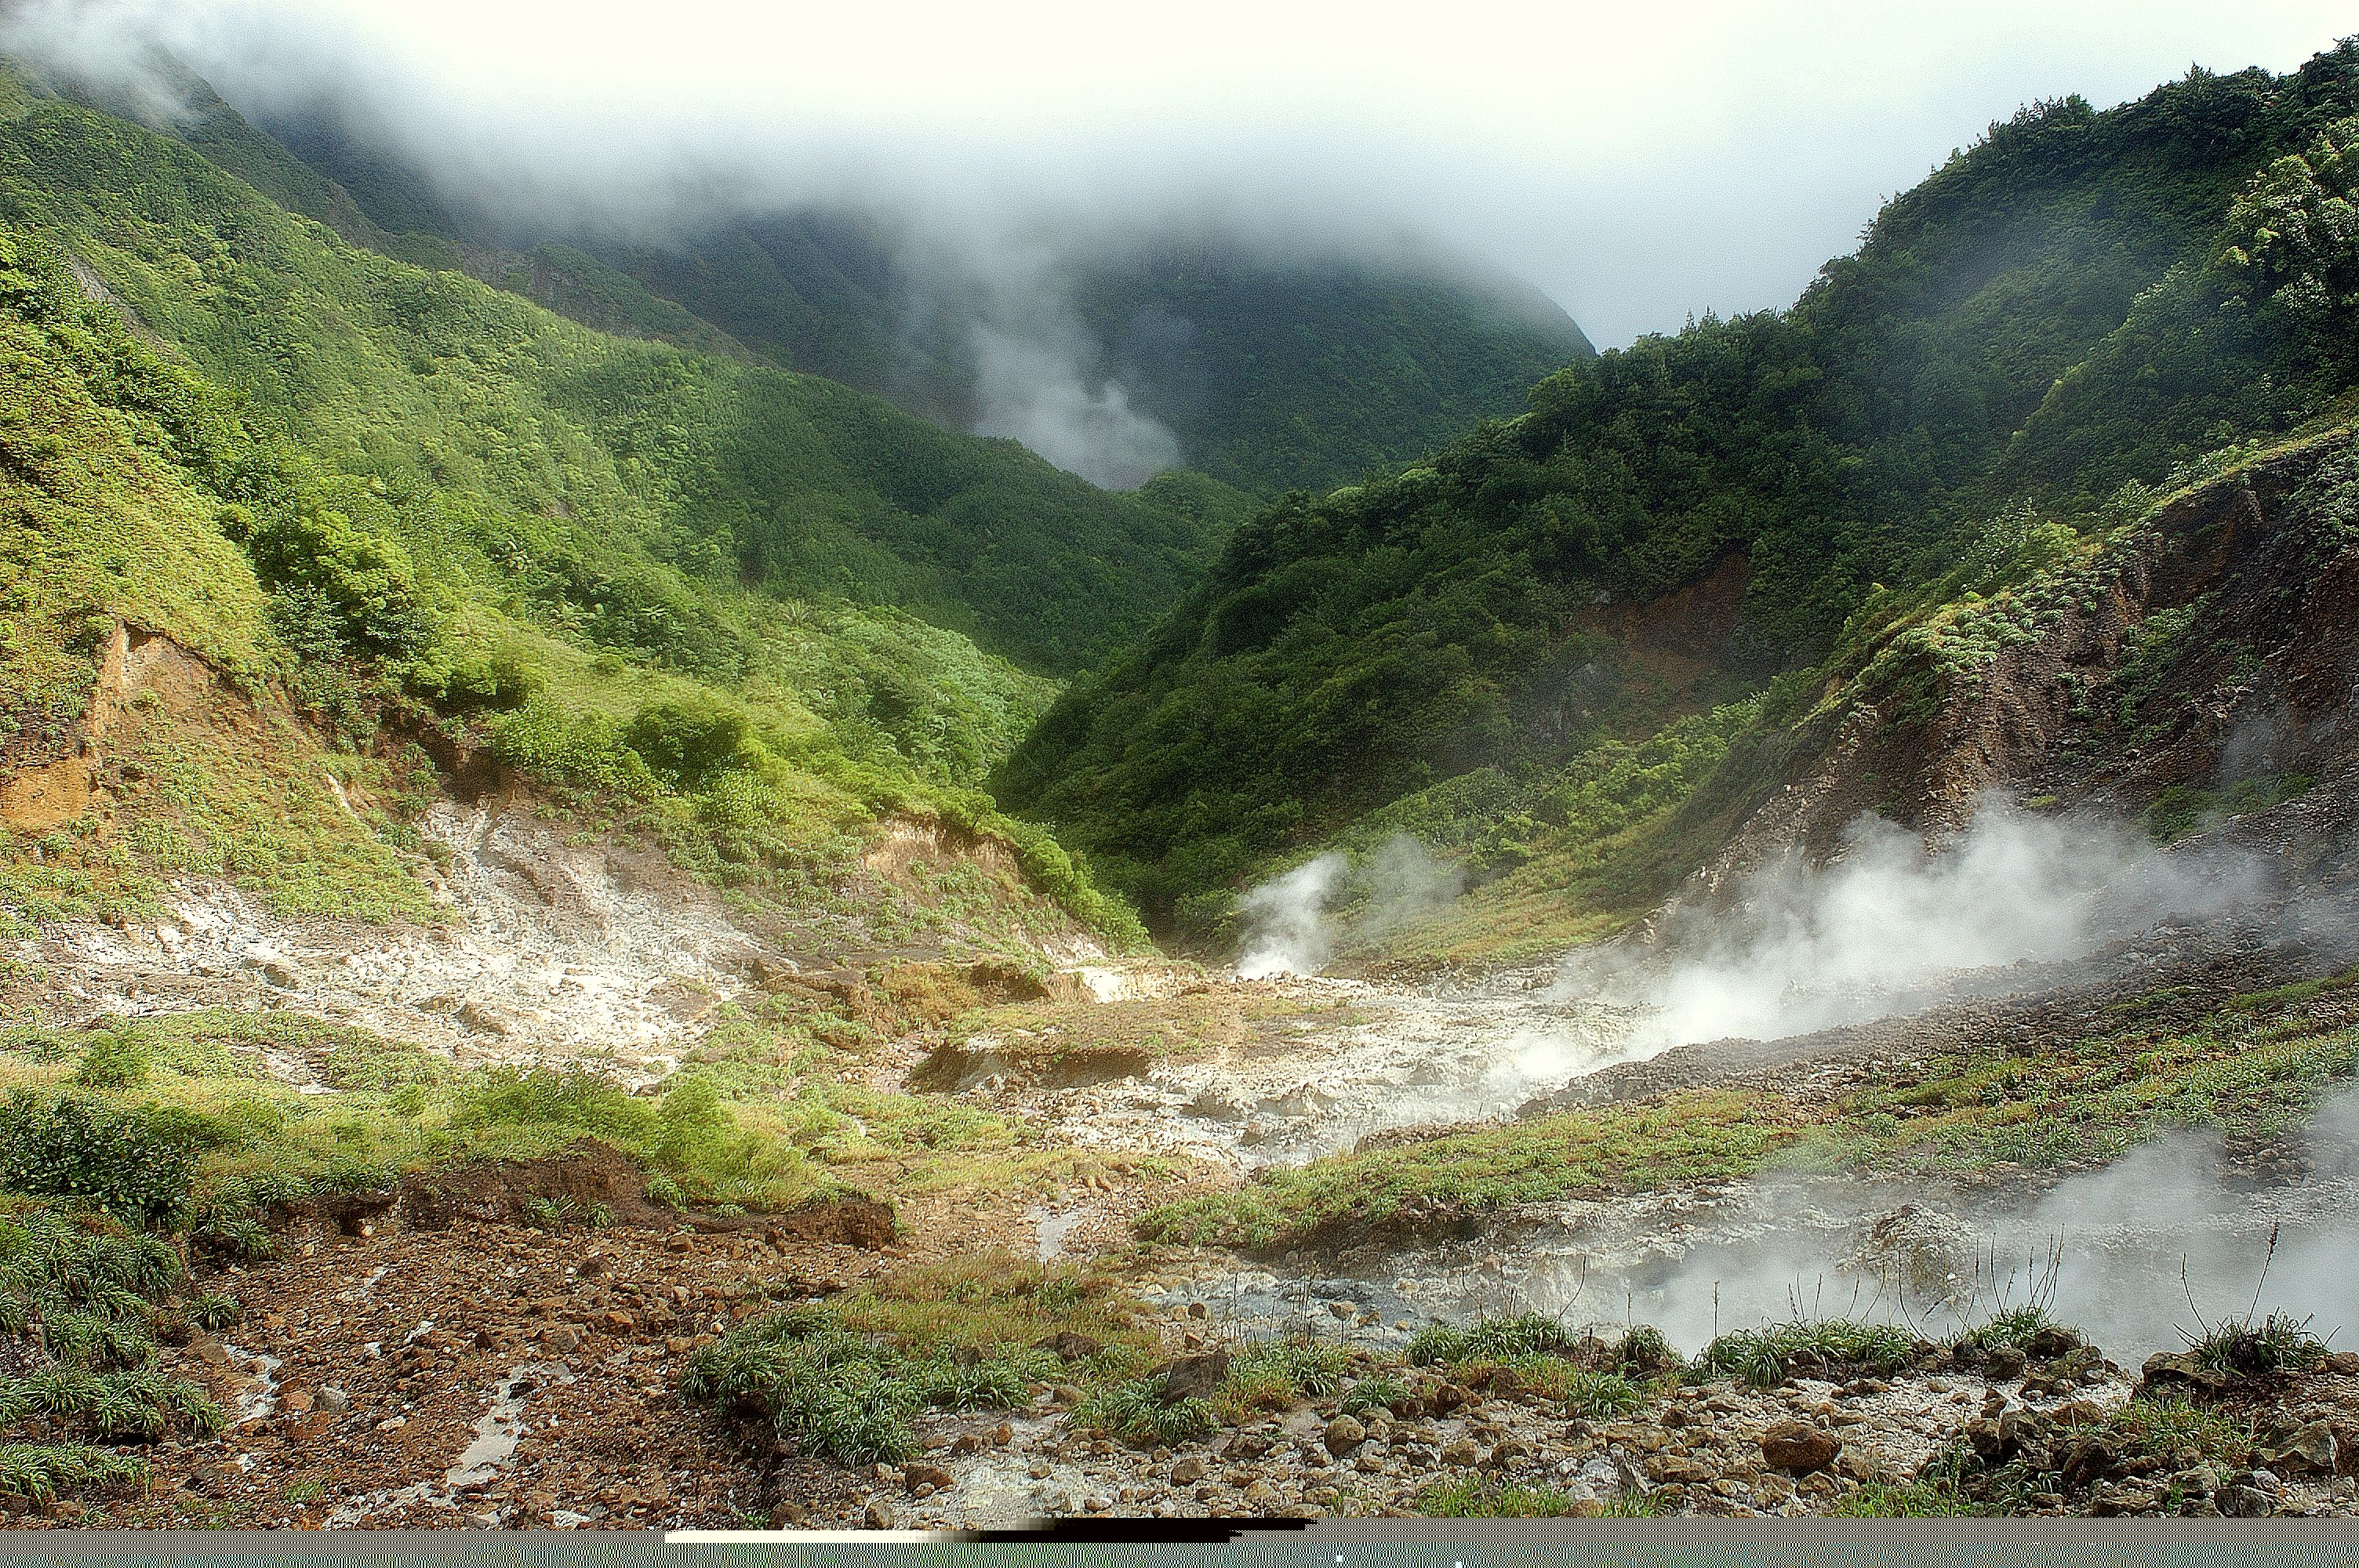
[1674,434,2359,911]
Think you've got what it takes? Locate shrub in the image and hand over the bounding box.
[680,1307,1053,1465]
[1694,1319,1917,1387]
[0,1093,198,1226]
[71,1033,150,1090]
[624,697,761,789]
[238,504,434,657]
[1079,1376,1219,1446]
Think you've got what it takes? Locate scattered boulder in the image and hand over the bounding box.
[2058,1434,2121,1493]
[1156,1351,1232,1403]
[2259,1421,2337,1476]
[1034,1331,1103,1363]
[1759,1421,1841,1473]
[2139,1352,2226,1396]
[1322,1416,1365,1457]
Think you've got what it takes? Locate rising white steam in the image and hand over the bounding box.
[1593,1088,2359,1360]
[1233,835,1468,979]
[1572,799,2267,1053]
[1234,853,1348,980]
[969,325,1179,490]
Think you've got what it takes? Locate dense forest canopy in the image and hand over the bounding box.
[0,64,1243,679]
[998,45,2359,931]
[194,96,1595,499]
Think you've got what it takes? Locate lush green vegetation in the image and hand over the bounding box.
[1138,1091,1790,1253]
[221,95,1598,502]
[0,1203,230,1504]
[1002,49,2359,935]
[1141,971,2359,1253]
[1065,250,1596,495]
[0,64,1155,946]
[684,1254,1150,1462]
[3,67,1234,677]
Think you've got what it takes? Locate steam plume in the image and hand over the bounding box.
[1572,800,2268,1052]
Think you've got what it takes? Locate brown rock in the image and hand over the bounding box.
[1034,1331,1103,1363]
[2139,1352,2226,1396]
[1322,1415,1366,1456]
[1156,1351,1232,1403]
[769,1501,809,1528]
[1759,1420,1841,1473]
[2259,1421,2337,1476]
[1170,1456,1206,1485]
[903,1464,954,1494]
[864,1498,896,1530]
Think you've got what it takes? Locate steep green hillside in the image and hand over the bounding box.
[0,68,1234,677]
[0,70,1151,946]
[1000,47,2359,933]
[1067,249,1595,495]
[216,104,1594,497]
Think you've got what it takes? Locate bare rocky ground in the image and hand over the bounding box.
[11,768,2359,1529]
[21,1205,2359,1530]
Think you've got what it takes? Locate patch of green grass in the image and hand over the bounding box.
[1139,1091,1791,1253]
[1954,1305,2080,1354]
[2229,966,2359,1014]
[1827,1479,1979,1516]
[1801,1010,2359,1175]
[0,1203,227,1494]
[1415,1474,1584,1517]
[1338,1376,1408,1416]
[2182,1311,2327,1378]
[1408,1314,1583,1366]
[680,1284,1076,1464]
[1693,1319,1916,1388]
[0,1443,147,1504]
[1213,1337,1350,1417]
[2146,774,2314,844]
[1077,1377,1219,1446]
[2108,1395,2247,1465]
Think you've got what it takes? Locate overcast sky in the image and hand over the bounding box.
[9,2,2353,344]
